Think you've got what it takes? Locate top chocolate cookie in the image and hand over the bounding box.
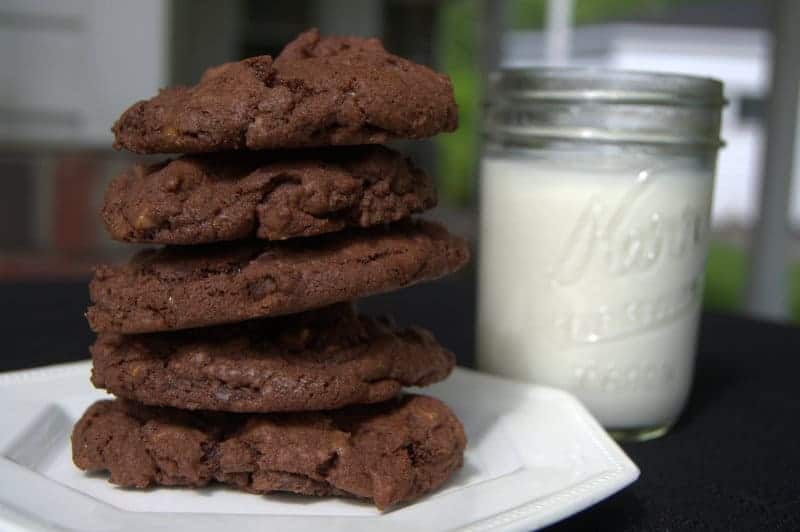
[112,29,458,154]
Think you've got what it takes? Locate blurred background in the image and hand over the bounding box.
[1,0,798,322]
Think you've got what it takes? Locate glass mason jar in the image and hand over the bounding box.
[477,69,725,441]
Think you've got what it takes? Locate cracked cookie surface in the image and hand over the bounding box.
[102,145,436,244]
[87,219,469,334]
[71,395,466,509]
[90,303,455,412]
[112,28,458,154]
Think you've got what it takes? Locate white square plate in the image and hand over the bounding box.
[0,362,638,532]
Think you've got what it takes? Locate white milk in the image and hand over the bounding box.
[478,153,714,430]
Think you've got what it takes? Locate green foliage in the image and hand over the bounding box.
[704,241,800,322]
[703,241,746,312]
[437,0,481,204]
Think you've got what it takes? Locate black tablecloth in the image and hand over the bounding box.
[2,275,799,531]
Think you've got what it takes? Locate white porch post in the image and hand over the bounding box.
[544,0,574,66]
[746,0,800,320]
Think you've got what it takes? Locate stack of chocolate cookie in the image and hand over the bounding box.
[71,29,469,510]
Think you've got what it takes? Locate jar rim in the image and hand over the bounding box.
[485,67,725,147]
[489,67,726,107]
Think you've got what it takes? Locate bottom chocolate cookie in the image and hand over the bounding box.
[72,395,466,509]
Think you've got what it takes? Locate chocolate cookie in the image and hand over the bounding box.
[87,220,469,334]
[102,145,436,244]
[112,29,457,154]
[72,395,466,509]
[91,303,455,412]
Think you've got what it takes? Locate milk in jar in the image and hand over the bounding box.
[477,69,724,440]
